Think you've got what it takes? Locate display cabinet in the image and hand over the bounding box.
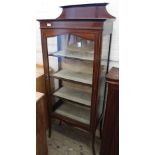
[100,67,119,155]
[38,3,115,155]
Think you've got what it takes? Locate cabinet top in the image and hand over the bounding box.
[60,3,108,8]
[36,92,44,103]
[106,67,119,84]
[37,3,115,22]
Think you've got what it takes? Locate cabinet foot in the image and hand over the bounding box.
[92,133,96,155]
[48,119,52,138]
[99,118,103,139]
[59,120,62,126]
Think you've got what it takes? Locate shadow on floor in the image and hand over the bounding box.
[47,123,101,155]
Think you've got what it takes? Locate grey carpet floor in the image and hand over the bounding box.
[47,123,101,155]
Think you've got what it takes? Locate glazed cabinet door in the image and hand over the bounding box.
[46,32,95,130]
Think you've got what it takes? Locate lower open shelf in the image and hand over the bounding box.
[54,101,90,125]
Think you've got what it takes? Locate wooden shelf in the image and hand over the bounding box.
[53,87,91,106]
[52,69,92,85]
[55,101,90,125]
[49,50,94,61]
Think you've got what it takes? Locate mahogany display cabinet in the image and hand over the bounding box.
[38,3,115,155]
[100,67,119,155]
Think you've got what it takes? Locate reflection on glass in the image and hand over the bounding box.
[48,34,94,61]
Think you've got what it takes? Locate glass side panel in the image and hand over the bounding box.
[47,34,94,125]
[97,34,110,120]
[101,35,110,75]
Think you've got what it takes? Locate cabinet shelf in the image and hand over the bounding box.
[53,87,91,106]
[49,50,94,61]
[54,101,90,125]
[52,69,92,85]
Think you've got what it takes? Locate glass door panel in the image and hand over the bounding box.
[47,34,95,125]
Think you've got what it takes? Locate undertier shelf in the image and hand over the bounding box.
[49,50,94,61]
[52,69,92,85]
[54,101,90,125]
[53,87,91,106]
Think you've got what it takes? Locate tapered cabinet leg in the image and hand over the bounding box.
[59,120,62,126]
[99,118,103,139]
[92,132,96,155]
[48,119,51,138]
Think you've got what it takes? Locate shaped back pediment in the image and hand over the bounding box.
[57,3,115,20]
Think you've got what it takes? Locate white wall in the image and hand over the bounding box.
[36,0,119,69]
